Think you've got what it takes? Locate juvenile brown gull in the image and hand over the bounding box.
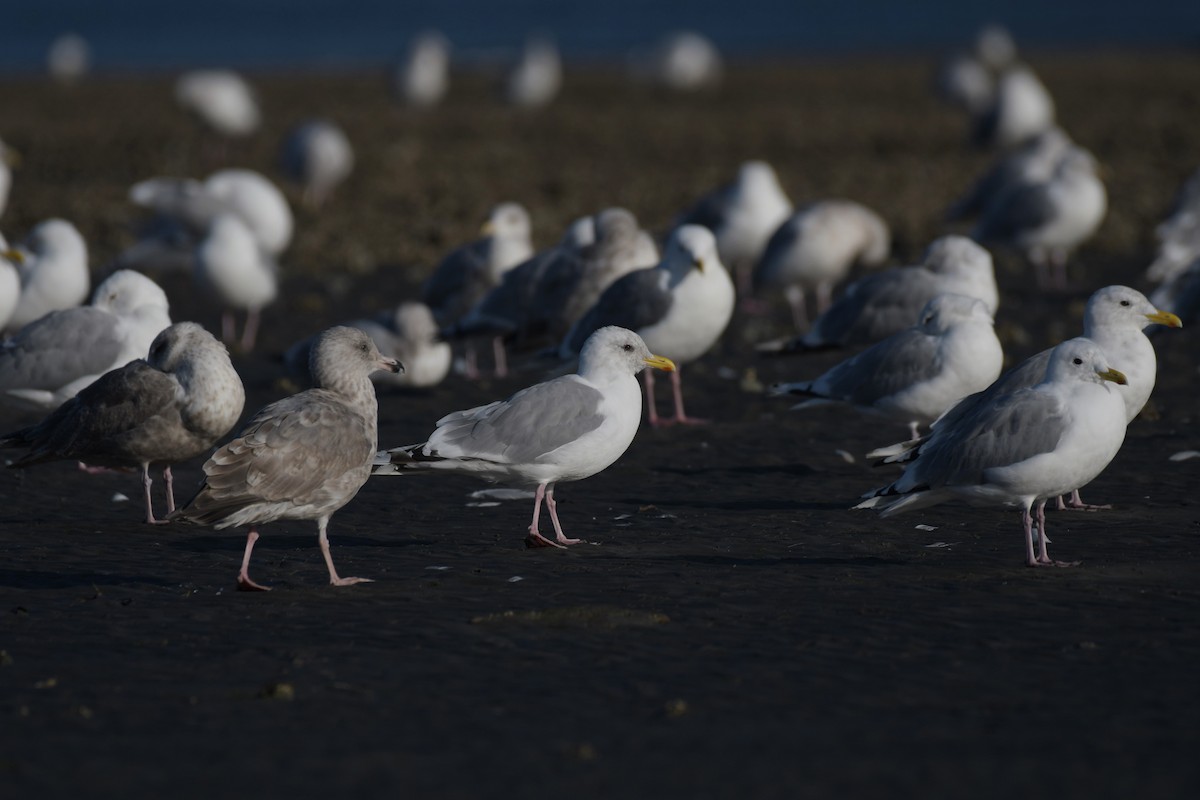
[172,327,400,590]
[1,322,244,524]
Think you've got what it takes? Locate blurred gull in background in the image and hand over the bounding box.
[280,119,355,209]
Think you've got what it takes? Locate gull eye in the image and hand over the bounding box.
[622,343,634,352]
[359,341,369,352]
[1119,300,1130,307]
[1073,357,1083,365]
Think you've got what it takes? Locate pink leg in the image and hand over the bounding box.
[222,310,236,345]
[492,336,509,379]
[544,485,581,545]
[1062,488,1111,511]
[784,285,808,332]
[240,308,261,352]
[237,529,272,591]
[318,517,373,587]
[643,369,662,427]
[141,463,169,525]
[464,343,480,380]
[163,466,176,514]
[815,282,834,314]
[1021,506,1038,567]
[1030,501,1080,568]
[662,368,708,426]
[525,483,565,548]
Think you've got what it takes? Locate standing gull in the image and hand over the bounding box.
[1,270,172,412]
[971,64,1056,150]
[753,199,891,331]
[4,219,90,334]
[395,30,451,108]
[675,160,793,294]
[373,327,676,548]
[1,323,244,524]
[505,36,562,109]
[195,214,277,351]
[424,202,533,377]
[0,137,15,219]
[762,235,998,353]
[972,145,1107,290]
[280,119,354,209]
[559,225,734,426]
[175,70,261,139]
[773,294,1003,440]
[945,126,1073,223]
[172,327,401,591]
[856,339,1129,567]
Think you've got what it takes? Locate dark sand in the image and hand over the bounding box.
[2,55,1199,798]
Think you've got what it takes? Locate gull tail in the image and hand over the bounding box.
[371,444,433,475]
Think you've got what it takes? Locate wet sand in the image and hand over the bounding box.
[1,54,1199,797]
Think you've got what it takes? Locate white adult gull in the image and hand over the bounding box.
[675,160,793,294]
[1,322,244,524]
[970,64,1056,151]
[972,145,1107,290]
[4,219,90,334]
[753,199,891,331]
[373,327,676,548]
[172,327,401,591]
[773,294,1003,440]
[195,214,277,351]
[0,270,172,412]
[857,339,1129,567]
[280,119,354,209]
[396,30,451,108]
[175,70,261,138]
[761,235,998,353]
[505,36,562,109]
[559,225,734,426]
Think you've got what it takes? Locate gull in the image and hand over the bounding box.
[675,160,793,293]
[194,214,277,351]
[761,235,998,353]
[172,327,401,591]
[773,294,1003,440]
[1,322,244,523]
[753,199,891,331]
[971,64,1056,150]
[559,225,734,426]
[1146,168,1200,285]
[972,146,1107,289]
[423,202,533,377]
[175,70,261,138]
[629,31,723,92]
[1151,258,1200,327]
[47,33,90,84]
[856,338,1129,567]
[395,30,451,108]
[285,301,451,390]
[4,219,90,334]
[506,36,562,109]
[530,208,659,343]
[373,327,676,548]
[1,270,171,412]
[280,119,354,209]
[871,286,1183,508]
[945,126,1073,223]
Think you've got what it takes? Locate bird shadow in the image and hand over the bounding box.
[163,532,436,554]
[645,553,907,568]
[622,495,850,512]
